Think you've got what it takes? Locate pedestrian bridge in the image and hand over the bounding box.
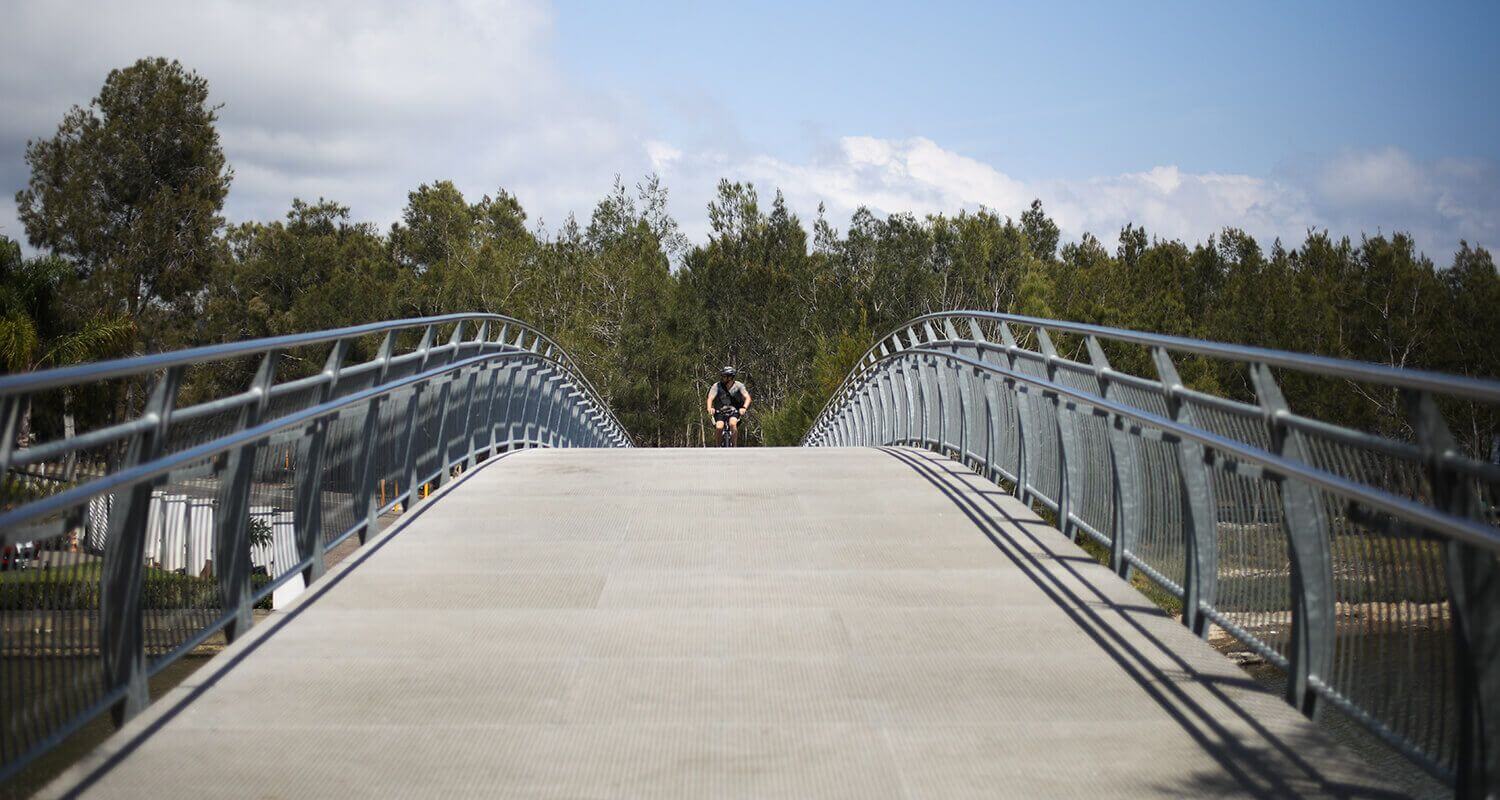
[2,312,1496,798]
[40,447,1378,798]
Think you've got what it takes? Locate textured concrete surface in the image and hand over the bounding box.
[44,447,1388,798]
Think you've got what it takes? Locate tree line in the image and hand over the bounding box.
[4,59,1497,452]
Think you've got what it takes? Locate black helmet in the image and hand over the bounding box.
[720,366,737,378]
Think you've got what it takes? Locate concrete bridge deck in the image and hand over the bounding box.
[48,447,1384,798]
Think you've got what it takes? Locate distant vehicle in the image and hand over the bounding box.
[1,541,35,571]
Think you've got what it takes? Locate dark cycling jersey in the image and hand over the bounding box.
[710,380,747,412]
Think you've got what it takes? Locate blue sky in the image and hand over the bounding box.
[555,1,1500,176]
[2,1,1497,257]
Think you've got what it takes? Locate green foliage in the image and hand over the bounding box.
[247,517,274,550]
[0,238,133,375]
[0,569,273,612]
[15,58,231,355]
[1020,199,1061,261]
[10,60,1498,454]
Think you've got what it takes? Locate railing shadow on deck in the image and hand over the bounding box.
[806,310,1499,798]
[881,445,1418,800]
[39,449,516,799]
[0,313,631,788]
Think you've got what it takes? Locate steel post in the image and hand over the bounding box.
[355,332,396,542]
[1153,348,1218,638]
[1087,337,1142,582]
[214,352,277,641]
[999,323,1032,503]
[1407,390,1498,798]
[102,366,182,725]
[1251,362,1333,716]
[293,340,348,584]
[399,327,437,509]
[1036,329,1078,538]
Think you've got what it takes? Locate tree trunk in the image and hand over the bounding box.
[63,388,78,480]
[16,395,31,449]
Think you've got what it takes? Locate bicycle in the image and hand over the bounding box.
[713,407,743,447]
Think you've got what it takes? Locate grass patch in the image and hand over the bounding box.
[0,654,214,800]
[1067,522,1185,617]
[0,569,272,611]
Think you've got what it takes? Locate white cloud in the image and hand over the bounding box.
[2,2,1493,264]
[651,136,1493,259]
[645,141,683,171]
[1041,166,1315,249]
[0,0,648,238]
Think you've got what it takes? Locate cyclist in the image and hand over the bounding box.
[707,367,751,446]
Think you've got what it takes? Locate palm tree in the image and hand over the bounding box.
[0,236,134,449]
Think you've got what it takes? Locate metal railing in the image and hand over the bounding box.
[804,311,1499,797]
[0,314,629,782]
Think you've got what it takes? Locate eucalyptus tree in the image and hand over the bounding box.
[15,58,231,355]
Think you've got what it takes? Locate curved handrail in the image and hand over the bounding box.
[809,310,1500,437]
[803,311,1500,793]
[831,346,1500,552]
[0,313,576,396]
[0,314,629,783]
[0,349,604,534]
[0,312,630,470]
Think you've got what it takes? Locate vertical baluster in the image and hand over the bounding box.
[852,384,861,445]
[479,356,504,458]
[902,329,920,446]
[998,323,1032,502]
[531,364,551,447]
[557,385,575,447]
[921,322,947,452]
[102,366,182,725]
[883,359,899,446]
[1250,362,1332,714]
[531,364,549,447]
[874,345,892,444]
[534,368,552,447]
[354,333,395,543]
[428,323,466,488]
[505,333,528,447]
[889,336,908,445]
[1086,338,1141,582]
[513,358,537,447]
[942,320,968,462]
[461,322,488,468]
[293,340,347,584]
[215,352,278,642]
[545,373,567,447]
[1035,329,1077,538]
[1153,348,1218,638]
[496,360,519,451]
[1406,390,1497,797]
[965,319,1002,484]
[846,387,858,446]
[837,390,851,447]
[399,326,436,510]
[859,381,875,446]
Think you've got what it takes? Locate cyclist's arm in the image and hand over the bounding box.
[706,384,717,414]
[740,387,752,414]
